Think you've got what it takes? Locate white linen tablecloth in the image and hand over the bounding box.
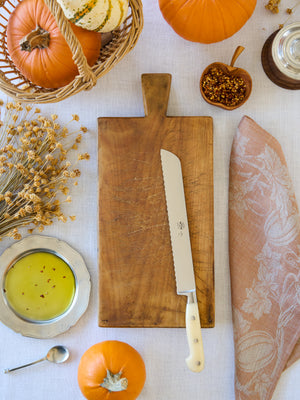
[0,1,299,399]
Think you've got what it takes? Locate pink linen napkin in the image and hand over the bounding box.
[229,116,300,400]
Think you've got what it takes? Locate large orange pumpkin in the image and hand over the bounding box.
[77,341,146,400]
[158,0,257,44]
[6,0,102,89]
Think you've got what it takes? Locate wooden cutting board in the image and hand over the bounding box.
[98,73,214,328]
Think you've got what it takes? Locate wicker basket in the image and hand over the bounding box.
[0,0,143,103]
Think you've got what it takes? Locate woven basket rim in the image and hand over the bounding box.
[0,0,143,103]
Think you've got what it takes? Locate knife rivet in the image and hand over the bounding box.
[194,338,199,343]
[191,315,196,320]
[196,361,201,366]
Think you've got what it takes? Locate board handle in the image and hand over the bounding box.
[141,74,171,117]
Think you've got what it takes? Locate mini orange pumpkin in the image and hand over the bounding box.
[158,0,257,44]
[77,341,146,400]
[6,0,102,89]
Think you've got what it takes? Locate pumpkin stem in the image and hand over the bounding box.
[20,26,50,52]
[100,370,128,392]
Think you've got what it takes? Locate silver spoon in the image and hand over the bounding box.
[3,345,69,373]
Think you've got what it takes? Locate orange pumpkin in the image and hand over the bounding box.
[6,0,102,89]
[77,341,146,400]
[158,0,257,44]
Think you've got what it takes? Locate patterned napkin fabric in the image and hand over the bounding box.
[229,116,300,400]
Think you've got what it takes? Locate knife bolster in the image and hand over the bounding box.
[187,291,197,304]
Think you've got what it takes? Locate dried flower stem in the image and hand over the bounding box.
[280,1,300,27]
[265,0,300,28]
[0,101,89,240]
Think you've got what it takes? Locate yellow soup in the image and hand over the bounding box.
[4,251,76,321]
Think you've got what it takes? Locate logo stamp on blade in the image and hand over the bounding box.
[177,221,185,236]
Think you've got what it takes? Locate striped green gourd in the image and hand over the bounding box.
[57,0,129,32]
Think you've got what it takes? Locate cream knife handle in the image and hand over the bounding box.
[185,292,205,372]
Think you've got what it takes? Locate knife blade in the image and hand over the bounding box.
[160,149,204,373]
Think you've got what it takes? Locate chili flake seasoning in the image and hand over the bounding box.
[201,67,247,107]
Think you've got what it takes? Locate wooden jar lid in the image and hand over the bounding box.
[261,30,300,90]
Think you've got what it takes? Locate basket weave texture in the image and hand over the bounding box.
[0,0,143,103]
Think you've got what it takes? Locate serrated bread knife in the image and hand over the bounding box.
[160,149,204,373]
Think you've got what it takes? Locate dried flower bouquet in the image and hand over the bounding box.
[0,101,89,240]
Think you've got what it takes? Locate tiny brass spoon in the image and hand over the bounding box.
[3,345,69,373]
[200,46,252,110]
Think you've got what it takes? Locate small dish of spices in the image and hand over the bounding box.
[200,46,252,110]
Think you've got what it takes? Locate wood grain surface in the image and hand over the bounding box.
[98,73,214,328]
